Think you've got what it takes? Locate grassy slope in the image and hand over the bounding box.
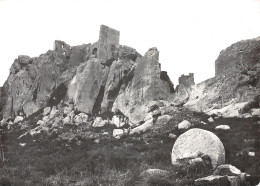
[0,108,260,186]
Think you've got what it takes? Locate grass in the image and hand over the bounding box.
[0,108,259,185]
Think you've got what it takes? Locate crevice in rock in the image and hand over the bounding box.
[92,85,105,115]
[160,71,175,93]
[47,83,68,107]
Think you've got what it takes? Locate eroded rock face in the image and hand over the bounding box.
[0,25,174,124]
[171,128,225,169]
[215,37,260,76]
[112,48,174,124]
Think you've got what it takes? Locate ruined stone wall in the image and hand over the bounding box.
[178,73,195,88]
[98,25,120,61]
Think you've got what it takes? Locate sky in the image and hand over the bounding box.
[0,0,259,87]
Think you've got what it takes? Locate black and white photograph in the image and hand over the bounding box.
[0,0,260,185]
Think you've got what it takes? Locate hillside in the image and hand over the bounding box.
[0,25,259,186]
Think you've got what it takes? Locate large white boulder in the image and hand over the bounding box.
[178,120,192,130]
[171,128,225,169]
[213,164,241,176]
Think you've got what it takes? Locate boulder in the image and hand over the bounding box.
[208,117,214,123]
[113,129,128,139]
[215,125,230,130]
[243,113,252,118]
[92,117,108,128]
[140,169,170,179]
[42,116,49,122]
[168,133,177,139]
[43,107,51,116]
[251,108,260,117]
[49,106,59,119]
[213,164,241,176]
[13,116,24,124]
[155,115,172,125]
[37,120,44,125]
[178,120,192,130]
[171,128,225,169]
[129,119,153,135]
[64,105,74,115]
[74,113,89,123]
[194,175,229,186]
[63,116,71,124]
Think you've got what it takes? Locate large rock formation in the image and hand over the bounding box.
[0,25,174,124]
[176,37,260,116]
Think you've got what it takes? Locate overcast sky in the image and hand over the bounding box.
[0,0,259,87]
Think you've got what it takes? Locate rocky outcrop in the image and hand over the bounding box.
[171,128,225,169]
[0,25,174,124]
[183,38,260,116]
[112,47,174,123]
[215,37,260,76]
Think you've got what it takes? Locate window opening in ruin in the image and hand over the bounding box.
[92,48,98,55]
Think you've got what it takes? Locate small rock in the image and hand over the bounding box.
[94,139,100,144]
[168,133,177,139]
[155,115,173,125]
[129,119,153,135]
[178,120,192,130]
[49,106,59,119]
[200,121,207,125]
[248,152,255,156]
[243,113,252,118]
[19,143,26,147]
[14,116,24,124]
[102,132,109,135]
[64,104,74,115]
[37,120,45,125]
[92,117,108,128]
[194,175,229,186]
[215,125,230,130]
[208,117,214,123]
[251,108,260,117]
[42,116,49,122]
[62,116,71,124]
[43,107,51,116]
[140,169,170,179]
[113,129,124,138]
[213,164,241,176]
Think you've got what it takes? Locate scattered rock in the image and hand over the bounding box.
[215,125,230,130]
[49,106,59,119]
[155,115,172,125]
[243,113,252,118]
[92,117,108,128]
[171,128,225,169]
[43,107,51,116]
[113,129,124,139]
[13,116,24,124]
[140,169,170,179]
[208,117,214,123]
[94,139,100,144]
[74,113,89,124]
[43,116,49,122]
[251,108,260,117]
[129,119,153,135]
[200,121,207,125]
[178,120,192,130]
[213,164,241,176]
[168,133,177,139]
[194,175,229,186]
[37,120,44,125]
